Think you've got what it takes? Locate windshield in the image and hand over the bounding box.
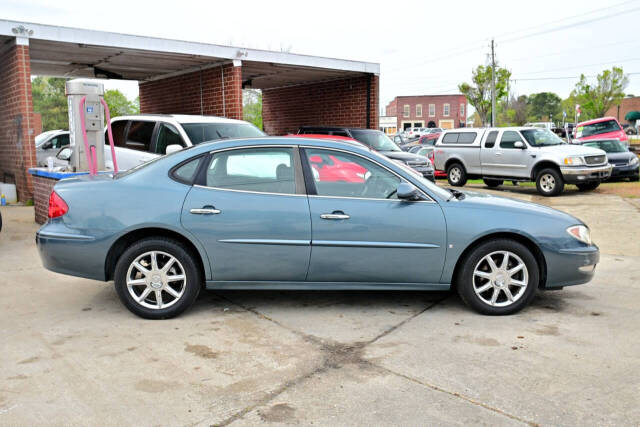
[576,120,621,138]
[181,122,265,144]
[583,140,628,153]
[521,129,564,146]
[350,130,402,152]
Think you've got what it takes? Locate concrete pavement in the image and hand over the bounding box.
[1,186,639,426]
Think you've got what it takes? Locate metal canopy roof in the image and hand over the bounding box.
[0,19,379,89]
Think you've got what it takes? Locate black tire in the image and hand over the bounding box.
[483,179,503,188]
[535,168,564,197]
[114,237,202,319]
[456,239,539,315]
[447,163,467,187]
[576,182,600,192]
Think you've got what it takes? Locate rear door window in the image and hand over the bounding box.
[107,121,128,147]
[125,121,156,152]
[484,131,498,148]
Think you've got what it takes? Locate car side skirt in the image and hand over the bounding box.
[205,281,450,291]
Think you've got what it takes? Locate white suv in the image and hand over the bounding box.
[103,115,265,170]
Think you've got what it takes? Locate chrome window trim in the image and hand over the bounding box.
[194,184,306,197]
[299,145,436,203]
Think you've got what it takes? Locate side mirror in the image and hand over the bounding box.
[165,144,182,155]
[397,182,421,201]
[514,141,525,149]
[57,147,71,161]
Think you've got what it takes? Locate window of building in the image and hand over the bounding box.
[443,104,450,116]
[429,104,435,117]
[403,105,410,118]
[416,104,422,117]
[460,103,465,117]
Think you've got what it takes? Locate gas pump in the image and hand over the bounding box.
[65,79,118,174]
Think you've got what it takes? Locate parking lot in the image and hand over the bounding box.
[1,185,639,426]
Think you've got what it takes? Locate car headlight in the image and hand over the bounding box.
[629,156,639,166]
[567,225,592,245]
[563,156,584,166]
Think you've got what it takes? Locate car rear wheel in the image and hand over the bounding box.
[576,182,600,192]
[457,239,539,315]
[114,237,201,319]
[483,179,503,188]
[447,163,467,186]
[535,168,564,196]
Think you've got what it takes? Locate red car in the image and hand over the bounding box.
[573,116,628,143]
[285,134,367,182]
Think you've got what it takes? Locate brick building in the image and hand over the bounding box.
[0,19,379,201]
[605,96,640,123]
[386,95,468,130]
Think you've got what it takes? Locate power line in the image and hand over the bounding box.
[517,57,640,76]
[511,71,640,82]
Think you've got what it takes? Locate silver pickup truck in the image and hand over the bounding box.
[433,127,612,196]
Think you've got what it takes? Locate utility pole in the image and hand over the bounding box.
[491,39,496,127]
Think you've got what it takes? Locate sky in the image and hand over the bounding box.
[3,0,640,116]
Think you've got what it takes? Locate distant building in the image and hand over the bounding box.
[605,96,640,123]
[379,116,397,134]
[386,95,468,130]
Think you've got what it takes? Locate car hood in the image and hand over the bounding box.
[381,151,429,163]
[451,190,581,224]
[534,144,606,157]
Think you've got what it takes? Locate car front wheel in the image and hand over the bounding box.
[457,239,539,315]
[535,168,564,196]
[114,237,201,319]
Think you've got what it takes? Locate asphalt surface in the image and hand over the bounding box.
[1,185,639,426]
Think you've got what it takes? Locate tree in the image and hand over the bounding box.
[498,94,528,126]
[243,89,263,130]
[31,76,69,131]
[104,89,139,117]
[527,92,562,123]
[571,66,628,120]
[459,64,511,127]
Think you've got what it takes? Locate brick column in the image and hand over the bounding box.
[0,39,36,202]
[139,62,243,120]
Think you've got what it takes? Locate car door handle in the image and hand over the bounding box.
[495,152,502,156]
[190,207,221,215]
[320,211,350,220]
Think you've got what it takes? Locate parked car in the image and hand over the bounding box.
[35,130,70,166]
[408,144,446,178]
[391,133,409,146]
[573,116,629,145]
[622,123,637,135]
[406,127,426,139]
[433,127,612,196]
[297,126,434,181]
[49,115,265,171]
[37,136,599,319]
[580,139,639,181]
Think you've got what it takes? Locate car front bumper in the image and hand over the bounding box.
[560,164,612,184]
[409,165,435,182]
[609,163,639,179]
[544,245,600,289]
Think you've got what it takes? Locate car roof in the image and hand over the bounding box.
[111,114,248,125]
[298,125,381,132]
[577,116,618,126]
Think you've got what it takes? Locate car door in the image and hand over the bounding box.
[479,130,500,176]
[181,146,311,282]
[493,130,530,177]
[301,147,447,285]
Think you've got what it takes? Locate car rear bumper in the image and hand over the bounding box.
[560,164,612,184]
[544,245,599,289]
[36,222,107,281]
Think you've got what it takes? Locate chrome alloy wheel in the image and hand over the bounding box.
[126,251,187,310]
[539,173,556,193]
[472,251,529,307]
[450,167,461,183]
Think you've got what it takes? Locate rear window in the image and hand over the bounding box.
[182,123,265,144]
[576,120,621,138]
[484,131,498,148]
[126,121,156,152]
[441,132,477,144]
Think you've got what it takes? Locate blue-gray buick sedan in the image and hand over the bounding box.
[36,137,599,319]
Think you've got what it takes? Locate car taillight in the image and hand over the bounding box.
[48,191,68,218]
